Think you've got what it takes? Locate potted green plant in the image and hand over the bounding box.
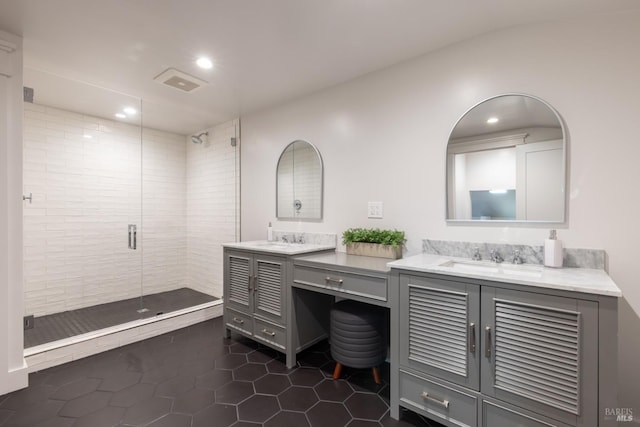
[341,228,406,259]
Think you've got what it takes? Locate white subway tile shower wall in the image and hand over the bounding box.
[186,119,240,298]
[23,103,238,316]
[142,127,188,297]
[23,103,146,316]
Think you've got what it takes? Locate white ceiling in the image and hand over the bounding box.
[1,0,639,135]
[450,95,561,140]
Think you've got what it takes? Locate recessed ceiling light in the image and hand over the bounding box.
[123,107,137,115]
[83,134,93,139]
[196,57,213,69]
[487,117,499,124]
[115,113,126,119]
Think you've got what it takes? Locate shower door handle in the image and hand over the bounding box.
[128,225,137,250]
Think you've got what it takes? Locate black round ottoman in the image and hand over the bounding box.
[330,299,386,384]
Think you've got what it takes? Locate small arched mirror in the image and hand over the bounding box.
[446,94,566,223]
[276,140,323,220]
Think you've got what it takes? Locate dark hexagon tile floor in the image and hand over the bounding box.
[0,317,445,427]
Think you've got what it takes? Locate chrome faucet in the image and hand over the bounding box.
[490,249,503,263]
[472,247,482,261]
[281,235,289,244]
[512,249,523,264]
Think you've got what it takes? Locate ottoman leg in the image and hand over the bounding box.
[333,362,343,380]
[372,366,381,384]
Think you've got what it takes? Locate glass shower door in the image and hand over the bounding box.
[139,117,240,317]
[22,69,143,347]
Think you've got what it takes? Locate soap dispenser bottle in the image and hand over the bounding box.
[267,222,273,242]
[544,229,563,268]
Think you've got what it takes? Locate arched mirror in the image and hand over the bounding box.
[276,140,323,220]
[446,94,566,223]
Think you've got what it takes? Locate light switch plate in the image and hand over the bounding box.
[368,201,383,219]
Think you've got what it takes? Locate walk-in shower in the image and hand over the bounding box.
[22,69,239,353]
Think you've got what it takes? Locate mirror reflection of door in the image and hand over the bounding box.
[276,140,323,220]
[446,94,566,223]
[516,139,564,221]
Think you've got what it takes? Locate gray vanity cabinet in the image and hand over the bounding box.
[224,249,287,350]
[480,287,598,427]
[397,273,605,427]
[399,275,480,390]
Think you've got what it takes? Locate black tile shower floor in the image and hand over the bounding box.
[24,288,218,349]
[3,317,444,427]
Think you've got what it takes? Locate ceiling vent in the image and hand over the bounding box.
[153,68,208,93]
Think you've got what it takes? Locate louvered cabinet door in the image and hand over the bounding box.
[481,287,598,427]
[400,275,480,390]
[253,255,286,324]
[225,251,253,312]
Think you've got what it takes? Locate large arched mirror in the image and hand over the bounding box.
[276,140,323,220]
[446,94,566,223]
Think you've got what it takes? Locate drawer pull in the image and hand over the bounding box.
[232,317,244,324]
[469,322,476,354]
[420,391,449,409]
[325,276,344,285]
[261,329,276,337]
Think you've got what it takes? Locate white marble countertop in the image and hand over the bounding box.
[388,253,622,297]
[223,240,336,255]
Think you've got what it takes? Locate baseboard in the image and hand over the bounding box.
[0,360,29,395]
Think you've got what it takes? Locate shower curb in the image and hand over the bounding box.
[25,301,223,373]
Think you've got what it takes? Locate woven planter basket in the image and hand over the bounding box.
[345,242,402,259]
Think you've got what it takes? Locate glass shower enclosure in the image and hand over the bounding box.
[22,69,237,350]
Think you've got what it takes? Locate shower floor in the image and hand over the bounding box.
[24,287,218,349]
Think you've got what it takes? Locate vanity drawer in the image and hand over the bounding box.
[225,308,253,336]
[400,370,477,427]
[294,265,387,302]
[253,317,286,350]
[482,400,572,427]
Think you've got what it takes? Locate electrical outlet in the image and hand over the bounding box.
[367,201,383,219]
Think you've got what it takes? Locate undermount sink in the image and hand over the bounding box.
[438,259,544,278]
[256,241,290,248]
[252,241,327,252]
[438,260,500,274]
[500,263,544,278]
